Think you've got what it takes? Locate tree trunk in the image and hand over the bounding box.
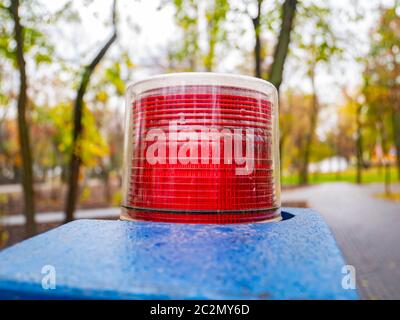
[392,108,400,181]
[251,0,263,78]
[279,102,290,175]
[355,104,363,184]
[103,170,111,205]
[378,120,391,195]
[10,0,36,237]
[299,110,317,185]
[384,162,391,195]
[64,0,118,223]
[299,67,319,185]
[279,130,287,172]
[268,0,297,91]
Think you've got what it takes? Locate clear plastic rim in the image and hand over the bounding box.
[127,72,278,98]
[120,207,282,224]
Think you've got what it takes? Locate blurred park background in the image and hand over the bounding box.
[0,0,400,299]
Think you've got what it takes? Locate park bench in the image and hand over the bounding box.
[0,208,358,299]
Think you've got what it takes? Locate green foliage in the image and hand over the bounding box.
[294,1,343,70]
[104,61,125,96]
[280,91,314,170]
[363,5,399,159]
[79,105,109,167]
[170,0,200,70]
[33,102,109,169]
[260,0,281,32]
[0,0,54,67]
[203,0,230,71]
[282,166,398,186]
[170,0,230,71]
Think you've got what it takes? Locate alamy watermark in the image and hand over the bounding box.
[144,120,257,175]
[41,265,56,290]
[341,265,356,290]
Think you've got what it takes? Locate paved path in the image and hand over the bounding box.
[282,182,400,300]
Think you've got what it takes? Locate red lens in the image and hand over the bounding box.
[122,77,280,223]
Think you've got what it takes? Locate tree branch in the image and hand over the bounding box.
[268,0,297,91]
[65,0,118,222]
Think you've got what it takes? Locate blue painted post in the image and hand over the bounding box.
[0,208,358,299]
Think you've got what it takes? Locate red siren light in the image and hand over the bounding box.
[121,73,281,223]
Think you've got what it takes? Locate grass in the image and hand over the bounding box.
[282,166,399,186]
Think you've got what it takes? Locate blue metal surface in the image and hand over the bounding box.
[0,208,358,299]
